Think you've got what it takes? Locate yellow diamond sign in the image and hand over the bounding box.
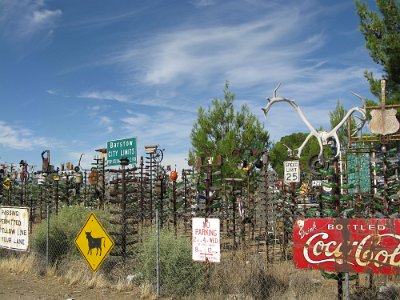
[75,213,114,272]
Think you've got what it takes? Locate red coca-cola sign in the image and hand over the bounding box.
[293,218,400,274]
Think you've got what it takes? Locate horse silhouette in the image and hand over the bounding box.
[85,231,105,256]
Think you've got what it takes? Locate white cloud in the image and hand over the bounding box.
[79,89,198,113]
[113,2,321,87]
[0,0,62,40]
[190,0,217,8]
[121,110,195,146]
[46,89,57,95]
[79,90,132,103]
[0,121,55,150]
[32,9,62,26]
[99,116,113,134]
[102,0,375,115]
[99,116,112,125]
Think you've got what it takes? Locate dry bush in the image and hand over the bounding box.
[56,257,108,289]
[0,253,36,273]
[208,251,289,299]
[139,282,157,300]
[207,252,340,300]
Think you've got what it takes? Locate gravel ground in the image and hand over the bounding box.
[0,270,141,300]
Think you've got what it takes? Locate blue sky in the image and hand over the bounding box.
[0,0,379,173]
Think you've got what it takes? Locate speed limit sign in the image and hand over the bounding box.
[284,160,300,183]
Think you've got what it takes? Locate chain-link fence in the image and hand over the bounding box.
[0,145,399,299]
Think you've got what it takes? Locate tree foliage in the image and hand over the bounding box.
[269,132,319,178]
[356,0,400,103]
[189,81,269,178]
[329,101,357,146]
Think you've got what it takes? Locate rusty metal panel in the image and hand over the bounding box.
[293,218,400,274]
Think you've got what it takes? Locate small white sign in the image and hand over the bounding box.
[0,206,29,251]
[192,217,220,263]
[284,160,300,183]
[312,180,322,187]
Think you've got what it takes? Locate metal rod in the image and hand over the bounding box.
[46,203,49,268]
[156,209,160,298]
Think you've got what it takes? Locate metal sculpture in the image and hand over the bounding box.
[262,84,367,161]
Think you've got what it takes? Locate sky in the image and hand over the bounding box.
[0,0,380,175]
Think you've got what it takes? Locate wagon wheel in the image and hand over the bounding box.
[154,148,164,163]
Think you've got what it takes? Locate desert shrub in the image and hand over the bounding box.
[209,253,288,299]
[31,205,112,264]
[135,228,205,297]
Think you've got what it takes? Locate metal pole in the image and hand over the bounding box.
[150,153,153,223]
[344,211,350,300]
[173,180,177,237]
[55,180,59,215]
[102,156,106,209]
[156,209,160,297]
[46,203,49,268]
[121,161,127,261]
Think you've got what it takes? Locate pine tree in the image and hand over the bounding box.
[356,0,400,104]
[189,81,269,177]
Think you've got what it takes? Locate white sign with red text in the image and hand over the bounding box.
[192,217,220,263]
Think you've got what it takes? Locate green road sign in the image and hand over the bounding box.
[107,137,137,166]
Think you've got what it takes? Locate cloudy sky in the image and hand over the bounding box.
[0,0,379,173]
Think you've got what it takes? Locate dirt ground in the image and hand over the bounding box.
[0,270,140,300]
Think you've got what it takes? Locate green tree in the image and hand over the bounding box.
[269,132,319,178]
[189,81,269,178]
[329,101,357,146]
[356,0,400,103]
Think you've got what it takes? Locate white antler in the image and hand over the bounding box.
[262,84,367,162]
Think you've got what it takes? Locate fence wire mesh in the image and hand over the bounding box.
[0,147,399,299]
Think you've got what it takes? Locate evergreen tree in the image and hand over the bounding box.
[329,101,357,146]
[356,0,400,103]
[189,81,269,178]
[269,132,319,178]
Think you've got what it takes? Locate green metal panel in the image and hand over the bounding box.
[106,137,137,166]
[347,153,371,194]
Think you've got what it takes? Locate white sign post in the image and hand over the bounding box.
[0,206,29,251]
[284,160,300,183]
[192,217,220,263]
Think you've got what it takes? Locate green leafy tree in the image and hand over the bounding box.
[356,0,400,103]
[269,132,320,178]
[329,101,357,146]
[189,81,269,178]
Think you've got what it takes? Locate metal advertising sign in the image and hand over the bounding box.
[293,218,400,274]
[106,137,137,166]
[192,218,220,263]
[0,206,29,251]
[284,160,300,183]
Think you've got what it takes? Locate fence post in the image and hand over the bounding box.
[156,209,160,297]
[46,203,49,268]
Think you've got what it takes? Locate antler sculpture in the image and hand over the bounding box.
[262,84,367,162]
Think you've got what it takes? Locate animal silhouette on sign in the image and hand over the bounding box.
[85,232,105,256]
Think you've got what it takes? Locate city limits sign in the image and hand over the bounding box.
[107,137,137,166]
[293,218,400,274]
